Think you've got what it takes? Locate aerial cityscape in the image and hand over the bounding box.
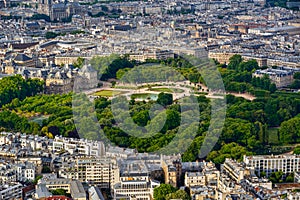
[0,0,300,199]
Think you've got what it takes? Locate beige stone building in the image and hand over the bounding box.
[162,160,182,187]
[253,68,294,88]
[208,51,237,64]
[129,50,174,62]
[59,157,119,189]
[222,158,250,183]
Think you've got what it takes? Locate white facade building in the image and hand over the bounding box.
[59,157,119,189]
[0,183,23,200]
[16,162,35,182]
[113,180,160,200]
[244,155,300,177]
[52,136,105,157]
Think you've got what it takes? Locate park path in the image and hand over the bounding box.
[84,81,256,101]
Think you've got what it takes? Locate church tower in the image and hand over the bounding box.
[38,0,52,16]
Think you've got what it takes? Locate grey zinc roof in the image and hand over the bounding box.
[35,184,52,199]
[14,53,32,62]
[89,186,105,200]
[70,180,86,199]
[52,3,66,9]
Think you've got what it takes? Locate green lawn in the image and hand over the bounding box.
[30,115,49,126]
[93,90,123,97]
[149,87,184,93]
[131,93,158,100]
[268,127,279,144]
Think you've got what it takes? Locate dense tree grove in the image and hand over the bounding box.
[0,55,300,164]
[218,55,276,94]
[157,93,173,107]
[3,93,75,137]
[0,75,44,107]
[268,171,294,184]
[153,184,178,200]
[30,14,51,22]
[294,146,300,155]
[289,72,300,89]
[166,189,190,200]
[267,0,287,8]
[90,54,134,80]
[0,110,39,134]
[279,116,300,144]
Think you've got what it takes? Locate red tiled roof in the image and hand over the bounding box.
[45,196,72,200]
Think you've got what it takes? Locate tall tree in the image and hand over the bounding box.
[157,93,173,107]
[228,54,243,70]
[154,184,178,200]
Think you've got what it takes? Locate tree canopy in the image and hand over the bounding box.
[154,184,178,200]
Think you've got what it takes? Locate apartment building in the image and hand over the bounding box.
[208,51,238,64]
[19,134,47,151]
[0,161,35,183]
[182,161,219,189]
[16,162,35,182]
[129,50,174,62]
[243,55,268,67]
[222,158,250,183]
[217,173,247,200]
[162,160,182,188]
[119,160,150,182]
[240,176,272,193]
[244,155,300,177]
[0,162,16,184]
[0,183,23,200]
[185,170,219,189]
[36,179,86,200]
[267,58,300,68]
[185,172,206,187]
[59,157,119,189]
[52,136,105,157]
[17,157,44,174]
[209,52,300,69]
[113,180,160,200]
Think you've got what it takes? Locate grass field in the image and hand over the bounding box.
[149,87,184,93]
[131,93,158,100]
[93,90,124,97]
[30,115,49,126]
[268,127,279,144]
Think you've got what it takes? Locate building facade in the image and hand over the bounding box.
[253,68,294,88]
[0,183,23,200]
[59,157,119,189]
[113,180,160,200]
[244,155,300,177]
